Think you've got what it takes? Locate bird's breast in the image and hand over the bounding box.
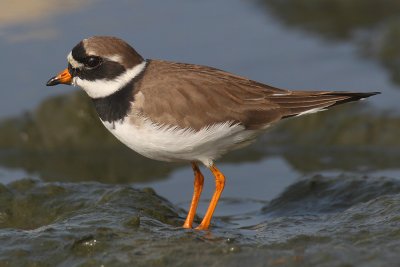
[100,115,258,166]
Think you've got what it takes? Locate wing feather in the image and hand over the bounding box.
[134,60,379,130]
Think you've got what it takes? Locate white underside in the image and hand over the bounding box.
[101,116,261,167]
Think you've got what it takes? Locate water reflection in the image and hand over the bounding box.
[0,1,397,184]
[0,1,90,42]
[259,0,400,85]
[0,2,399,265]
[259,0,400,39]
[0,91,396,183]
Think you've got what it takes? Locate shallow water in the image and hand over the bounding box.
[1,0,400,266]
[1,175,399,266]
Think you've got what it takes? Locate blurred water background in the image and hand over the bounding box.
[0,1,399,266]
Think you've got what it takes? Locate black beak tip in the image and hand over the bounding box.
[46,77,59,86]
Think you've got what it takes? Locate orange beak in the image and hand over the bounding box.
[46,68,72,86]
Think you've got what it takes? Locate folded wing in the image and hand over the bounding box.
[136,60,379,130]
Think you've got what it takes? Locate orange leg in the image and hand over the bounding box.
[196,164,225,230]
[183,162,204,229]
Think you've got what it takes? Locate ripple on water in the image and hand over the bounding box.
[0,175,399,266]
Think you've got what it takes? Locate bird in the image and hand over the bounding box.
[46,36,379,230]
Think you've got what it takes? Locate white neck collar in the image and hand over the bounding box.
[73,60,147,99]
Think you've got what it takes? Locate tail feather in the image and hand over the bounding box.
[269,91,380,119]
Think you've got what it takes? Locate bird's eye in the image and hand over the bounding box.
[85,56,102,68]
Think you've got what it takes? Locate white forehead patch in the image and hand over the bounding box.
[67,52,84,68]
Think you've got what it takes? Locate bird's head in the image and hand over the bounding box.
[46,36,146,98]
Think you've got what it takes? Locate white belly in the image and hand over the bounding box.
[101,116,260,167]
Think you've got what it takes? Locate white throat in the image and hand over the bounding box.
[73,60,147,99]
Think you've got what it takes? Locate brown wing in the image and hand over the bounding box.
[267,91,379,119]
[134,60,379,130]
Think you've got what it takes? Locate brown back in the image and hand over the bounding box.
[133,60,378,130]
